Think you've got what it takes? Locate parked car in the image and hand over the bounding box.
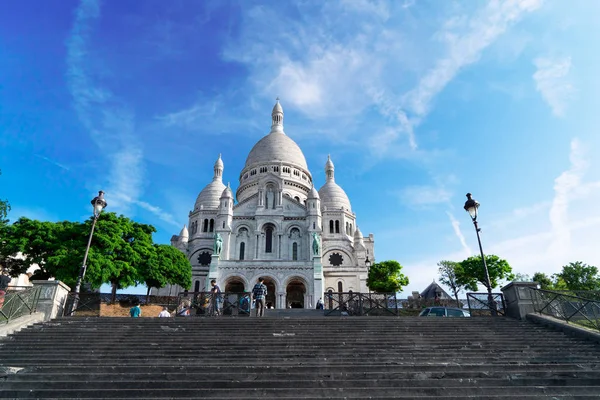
[419,306,471,317]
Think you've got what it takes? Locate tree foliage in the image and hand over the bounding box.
[437,260,465,305]
[1,212,191,296]
[554,261,600,291]
[366,260,409,293]
[455,254,514,292]
[142,244,191,298]
[532,272,554,290]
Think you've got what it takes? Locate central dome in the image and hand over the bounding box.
[244,100,308,171]
[244,132,308,170]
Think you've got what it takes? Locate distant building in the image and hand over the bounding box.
[420,280,453,301]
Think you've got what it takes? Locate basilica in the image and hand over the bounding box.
[154,100,375,309]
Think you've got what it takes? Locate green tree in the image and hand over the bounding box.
[437,260,465,306]
[366,260,409,293]
[142,244,192,301]
[456,255,514,292]
[554,261,600,291]
[532,272,554,290]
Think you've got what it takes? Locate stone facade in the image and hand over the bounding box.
[152,101,375,308]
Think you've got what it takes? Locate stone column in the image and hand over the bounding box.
[501,281,539,320]
[32,280,71,320]
[277,292,285,309]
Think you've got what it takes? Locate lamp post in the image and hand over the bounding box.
[71,191,107,313]
[463,193,496,316]
[365,257,372,268]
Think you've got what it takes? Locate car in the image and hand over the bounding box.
[419,306,471,317]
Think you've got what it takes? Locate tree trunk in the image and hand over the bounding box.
[146,286,151,304]
[111,282,117,303]
[454,292,460,308]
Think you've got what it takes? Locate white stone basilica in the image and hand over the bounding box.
[154,100,375,309]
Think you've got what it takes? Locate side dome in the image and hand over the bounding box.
[194,155,226,210]
[194,180,226,210]
[319,181,352,212]
[318,155,351,212]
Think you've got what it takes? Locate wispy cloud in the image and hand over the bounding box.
[222,0,543,156]
[34,155,70,171]
[548,138,588,256]
[396,185,452,207]
[533,56,574,117]
[65,0,179,227]
[446,211,472,257]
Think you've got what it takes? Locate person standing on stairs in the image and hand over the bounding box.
[210,279,222,316]
[251,277,268,317]
[129,301,142,318]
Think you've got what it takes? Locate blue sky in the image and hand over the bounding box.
[1,0,599,296]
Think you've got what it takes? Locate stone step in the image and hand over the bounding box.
[3,386,600,398]
[5,377,600,390]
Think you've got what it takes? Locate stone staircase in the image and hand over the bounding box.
[1,316,600,399]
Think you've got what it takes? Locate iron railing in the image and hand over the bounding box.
[63,293,102,317]
[323,291,399,316]
[466,292,506,316]
[529,288,600,331]
[0,286,42,324]
[176,292,252,317]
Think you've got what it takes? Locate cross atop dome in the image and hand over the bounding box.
[271,98,284,134]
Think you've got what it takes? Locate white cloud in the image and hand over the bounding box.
[66,0,180,227]
[400,138,600,296]
[446,211,472,257]
[397,185,452,207]
[548,138,588,256]
[533,56,574,117]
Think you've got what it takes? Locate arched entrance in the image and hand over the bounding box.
[286,279,306,308]
[260,278,277,309]
[225,278,245,293]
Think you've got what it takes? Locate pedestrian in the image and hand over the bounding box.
[129,301,142,318]
[210,279,222,316]
[158,307,170,318]
[316,297,324,310]
[251,277,268,317]
[0,269,11,309]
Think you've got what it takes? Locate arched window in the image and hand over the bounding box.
[203,219,208,232]
[292,242,298,261]
[265,227,273,253]
[345,222,349,234]
[239,242,245,260]
[335,220,340,234]
[294,196,300,202]
[338,281,343,292]
[313,222,316,229]
[222,221,225,229]
[194,281,200,292]
[209,219,214,232]
[329,220,334,234]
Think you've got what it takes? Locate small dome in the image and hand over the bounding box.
[214,154,223,169]
[325,154,334,171]
[308,185,320,199]
[272,100,283,114]
[353,226,363,239]
[194,180,226,210]
[221,183,233,199]
[179,225,189,239]
[319,181,352,212]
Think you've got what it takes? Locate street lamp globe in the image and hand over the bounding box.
[91,191,108,217]
[464,193,480,221]
[365,257,372,268]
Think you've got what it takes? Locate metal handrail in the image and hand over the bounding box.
[0,286,42,324]
[529,288,600,331]
[466,292,506,316]
[323,291,399,316]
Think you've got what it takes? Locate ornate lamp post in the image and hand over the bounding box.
[71,191,107,313]
[463,193,496,316]
[365,257,372,268]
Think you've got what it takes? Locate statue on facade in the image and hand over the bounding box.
[311,232,321,256]
[214,233,223,256]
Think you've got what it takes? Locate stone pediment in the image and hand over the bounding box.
[281,196,307,216]
[233,193,259,215]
